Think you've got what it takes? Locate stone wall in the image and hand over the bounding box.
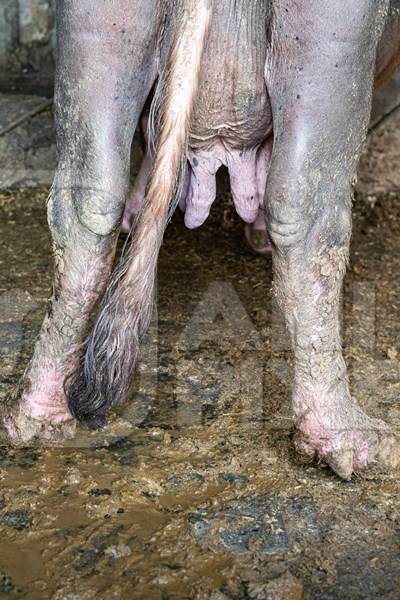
[0,0,55,94]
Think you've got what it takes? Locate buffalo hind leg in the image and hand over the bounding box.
[265,0,399,479]
[1,0,160,444]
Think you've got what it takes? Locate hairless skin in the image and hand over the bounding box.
[67,0,213,427]
[2,0,400,479]
[2,0,163,441]
[264,0,398,479]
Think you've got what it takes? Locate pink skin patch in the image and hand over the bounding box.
[243,140,273,253]
[122,138,274,240]
[244,209,273,254]
[297,414,371,470]
[3,417,18,440]
[183,147,221,229]
[21,368,72,423]
[122,151,153,233]
[292,379,398,477]
[182,140,270,228]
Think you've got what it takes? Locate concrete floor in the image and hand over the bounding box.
[0,80,399,599]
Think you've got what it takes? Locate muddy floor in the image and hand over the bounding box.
[0,104,400,598]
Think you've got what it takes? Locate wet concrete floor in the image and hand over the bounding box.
[0,93,399,599]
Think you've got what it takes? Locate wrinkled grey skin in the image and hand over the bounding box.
[265,1,399,478]
[2,0,400,479]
